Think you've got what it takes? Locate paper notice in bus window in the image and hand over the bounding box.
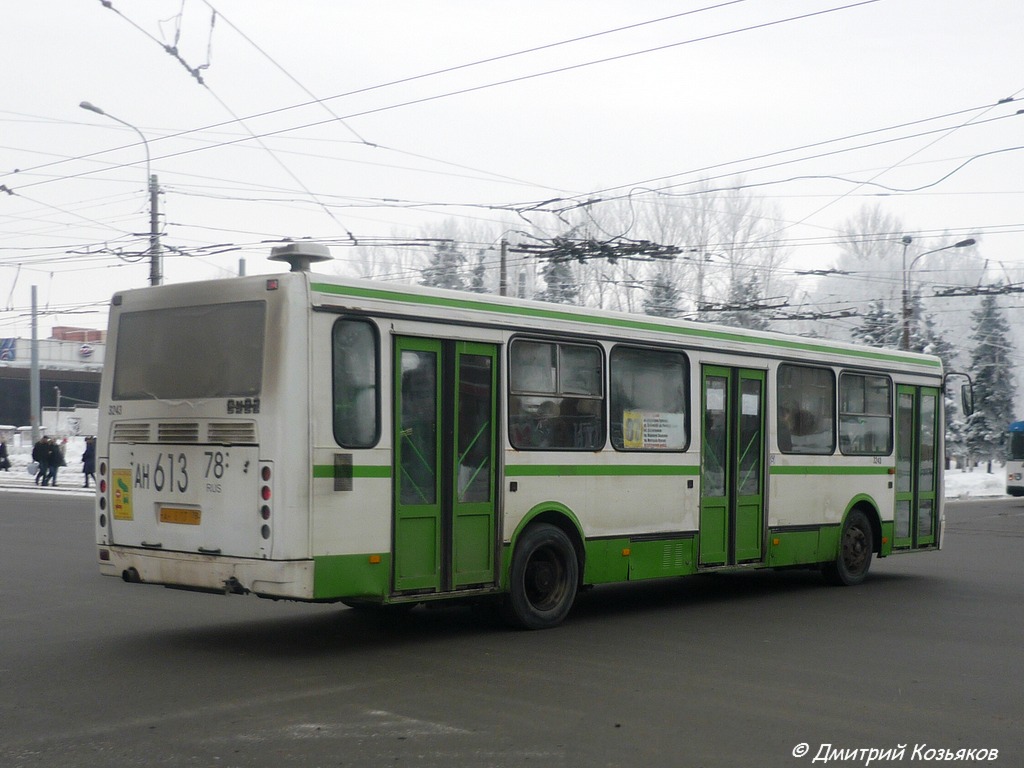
[706,388,725,412]
[112,469,133,521]
[742,393,760,416]
[624,410,685,450]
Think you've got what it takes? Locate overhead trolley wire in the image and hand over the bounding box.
[6,0,878,193]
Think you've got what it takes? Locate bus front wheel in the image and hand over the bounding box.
[824,509,873,586]
[503,523,579,630]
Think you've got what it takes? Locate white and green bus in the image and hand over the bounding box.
[96,243,957,629]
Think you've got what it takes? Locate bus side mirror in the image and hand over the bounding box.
[944,372,974,417]
[961,383,974,417]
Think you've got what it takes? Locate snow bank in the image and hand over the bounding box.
[944,464,1007,499]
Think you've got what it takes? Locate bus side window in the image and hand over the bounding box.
[509,339,604,451]
[839,372,892,456]
[609,346,688,451]
[332,319,380,448]
[776,364,835,454]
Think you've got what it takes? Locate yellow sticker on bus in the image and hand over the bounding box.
[112,470,133,521]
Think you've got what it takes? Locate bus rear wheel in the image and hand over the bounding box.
[503,523,579,630]
[824,509,873,586]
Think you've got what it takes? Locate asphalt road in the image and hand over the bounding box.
[1,491,1021,768]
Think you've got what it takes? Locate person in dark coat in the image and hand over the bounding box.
[0,439,10,471]
[82,437,96,488]
[45,438,66,487]
[32,438,49,485]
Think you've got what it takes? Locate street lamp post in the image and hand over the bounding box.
[901,237,976,350]
[79,101,162,286]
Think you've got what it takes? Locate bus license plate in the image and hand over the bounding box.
[160,507,201,525]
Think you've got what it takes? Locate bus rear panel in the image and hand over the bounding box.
[97,273,316,599]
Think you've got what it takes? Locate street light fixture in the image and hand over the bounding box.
[79,101,162,286]
[901,237,976,350]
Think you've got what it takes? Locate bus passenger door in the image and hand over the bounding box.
[894,386,940,549]
[700,366,766,566]
[393,337,499,594]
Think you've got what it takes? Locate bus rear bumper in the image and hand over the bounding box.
[98,546,314,600]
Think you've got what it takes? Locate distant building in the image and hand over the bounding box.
[0,328,105,426]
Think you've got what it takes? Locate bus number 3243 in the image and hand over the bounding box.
[133,451,230,493]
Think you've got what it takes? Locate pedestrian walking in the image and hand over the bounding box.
[45,438,66,487]
[32,438,49,485]
[82,437,96,488]
[0,439,10,471]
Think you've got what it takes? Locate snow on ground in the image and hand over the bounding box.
[944,463,1007,499]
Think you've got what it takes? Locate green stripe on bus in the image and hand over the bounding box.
[506,464,700,477]
[311,282,940,368]
[312,464,888,478]
[770,465,892,476]
[312,465,392,479]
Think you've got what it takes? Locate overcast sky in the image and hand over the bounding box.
[2,0,1023,335]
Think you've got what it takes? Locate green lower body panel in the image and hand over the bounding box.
[583,539,629,584]
[817,525,840,562]
[880,521,894,556]
[627,537,697,580]
[768,529,820,567]
[767,526,841,567]
[581,536,698,584]
[313,553,392,601]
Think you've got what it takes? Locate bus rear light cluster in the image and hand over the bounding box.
[259,462,273,542]
[98,461,108,511]
[96,459,109,538]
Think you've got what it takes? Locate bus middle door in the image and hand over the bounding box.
[700,366,766,567]
[393,337,499,595]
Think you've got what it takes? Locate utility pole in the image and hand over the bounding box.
[30,286,40,444]
[499,239,508,296]
[901,237,975,350]
[149,174,162,286]
[80,102,162,286]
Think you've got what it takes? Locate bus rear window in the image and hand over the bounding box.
[112,301,266,400]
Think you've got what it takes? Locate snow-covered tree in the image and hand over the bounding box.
[420,241,466,290]
[851,298,901,348]
[718,274,771,331]
[832,205,905,305]
[644,267,681,318]
[965,294,1016,467]
[467,249,488,294]
[537,258,581,305]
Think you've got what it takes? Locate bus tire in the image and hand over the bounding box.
[503,523,579,630]
[824,509,873,586]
